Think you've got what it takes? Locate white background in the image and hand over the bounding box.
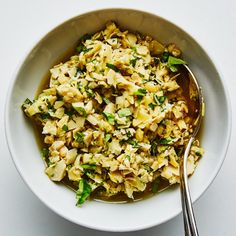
[0,0,235,235]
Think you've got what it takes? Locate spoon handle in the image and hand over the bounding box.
[180,137,199,236]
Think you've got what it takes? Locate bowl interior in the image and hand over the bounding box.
[5,8,231,232]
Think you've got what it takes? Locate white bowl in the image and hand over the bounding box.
[5,8,231,232]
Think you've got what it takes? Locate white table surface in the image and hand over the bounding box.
[0,0,235,235]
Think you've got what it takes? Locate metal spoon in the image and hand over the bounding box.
[178,64,204,236]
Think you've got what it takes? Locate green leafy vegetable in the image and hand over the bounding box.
[75,132,85,142]
[128,139,140,148]
[23,98,32,106]
[169,65,178,72]
[76,179,92,206]
[103,112,115,125]
[138,72,145,78]
[130,58,138,67]
[131,47,137,52]
[103,97,111,105]
[175,146,184,157]
[162,52,170,62]
[40,112,51,120]
[153,94,166,104]
[150,140,158,156]
[79,33,92,42]
[159,137,172,145]
[105,134,112,142]
[117,108,132,118]
[85,87,94,98]
[81,164,96,170]
[151,177,160,193]
[195,151,202,157]
[149,103,156,110]
[106,63,120,73]
[62,124,68,132]
[125,155,131,161]
[64,108,76,118]
[41,148,49,159]
[72,106,87,117]
[153,57,160,65]
[76,44,92,53]
[166,56,187,72]
[167,56,187,65]
[134,88,147,96]
[136,96,142,104]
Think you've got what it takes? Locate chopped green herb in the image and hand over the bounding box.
[168,56,187,65]
[159,138,172,145]
[153,57,160,65]
[76,44,92,54]
[131,47,137,52]
[130,58,138,67]
[153,94,166,104]
[137,95,143,104]
[85,88,94,98]
[65,108,76,118]
[162,52,170,62]
[41,148,49,159]
[195,151,202,157]
[81,164,96,170]
[106,63,120,73]
[76,179,92,206]
[105,134,112,142]
[150,140,158,156]
[103,97,111,105]
[40,112,51,119]
[175,146,184,157]
[134,88,147,97]
[126,130,132,138]
[103,112,115,125]
[169,65,178,72]
[75,132,85,142]
[125,155,131,161]
[76,68,84,77]
[38,106,43,112]
[166,56,187,72]
[76,44,85,53]
[149,103,156,110]
[117,108,132,118]
[138,72,145,78]
[128,139,140,148]
[73,106,87,117]
[79,33,92,42]
[62,125,68,132]
[151,177,160,193]
[23,98,32,106]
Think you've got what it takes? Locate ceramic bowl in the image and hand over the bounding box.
[5,8,231,232]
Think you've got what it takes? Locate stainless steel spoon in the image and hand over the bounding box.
[178,64,204,236]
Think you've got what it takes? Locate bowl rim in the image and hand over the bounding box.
[4,7,232,232]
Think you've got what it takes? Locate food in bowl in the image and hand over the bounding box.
[22,22,204,206]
